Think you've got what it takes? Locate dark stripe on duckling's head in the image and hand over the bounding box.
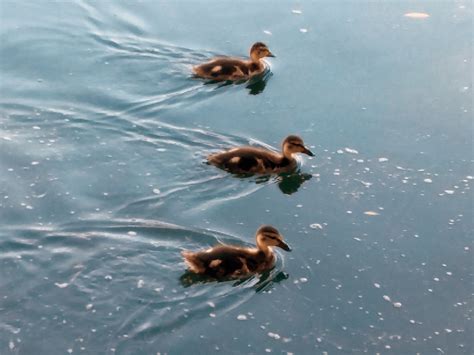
[256,225,291,252]
[282,135,314,157]
[250,42,275,59]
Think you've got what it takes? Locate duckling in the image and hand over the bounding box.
[181,225,291,279]
[192,42,275,81]
[208,135,314,174]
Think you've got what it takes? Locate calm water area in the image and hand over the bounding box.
[0,1,472,354]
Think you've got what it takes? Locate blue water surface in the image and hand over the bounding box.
[0,1,472,354]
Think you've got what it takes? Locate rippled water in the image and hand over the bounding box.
[1,1,472,354]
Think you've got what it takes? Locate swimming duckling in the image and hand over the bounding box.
[181,225,291,279]
[208,135,314,174]
[192,42,275,81]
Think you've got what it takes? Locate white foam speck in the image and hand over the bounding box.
[444,190,454,195]
[364,211,379,216]
[445,328,452,333]
[337,149,344,154]
[237,314,247,321]
[393,302,402,308]
[54,282,69,288]
[268,332,281,340]
[263,30,272,35]
[345,148,359,154]
[292,9,302,14]
[404,12,430,18]
[153,188,161,194]
[3,136,12,141]
[374,283,381,288]
[424,178,433,183]
[9,341,15,350]
[310,223,323,230]
[299,28,308,33]
[410,319,416,324]
[104,275,113,280]
[466,176,473,180]
[207,301,215,308]
[86,304,93,310]
[300,277,308,283]
[137,279,144,288]
[127,231,137,236]
[383,295,391,302]
[31,161,40,165]
[209,313,216,318]
[378,157,389,162]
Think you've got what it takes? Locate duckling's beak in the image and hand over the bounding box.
[303,147,314,156]
[277,239,291,252]
[267,51,276,58]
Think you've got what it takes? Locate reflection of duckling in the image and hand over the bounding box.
[192,42,275,81]
[208,135,314,174]
[181,225,291,279]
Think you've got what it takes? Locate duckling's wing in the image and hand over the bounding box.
[185,245,257,278]
[193,58,249,80]
[209,147,282,173]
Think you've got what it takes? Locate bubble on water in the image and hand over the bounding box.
[310,223,323,230]
[345,147,359,154]
[54,282,69,288]
[378,157,389,162]
[237,314,247,321]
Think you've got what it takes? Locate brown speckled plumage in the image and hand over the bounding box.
[208,135,314,174]
[193,42,275,81]
[181,225,291,279]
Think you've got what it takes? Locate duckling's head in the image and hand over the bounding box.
[250,42,275,61]
[256,225,291,252]
[282,135,314,159]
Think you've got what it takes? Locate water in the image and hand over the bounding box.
[0,1,472,354]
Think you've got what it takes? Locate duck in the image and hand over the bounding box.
[208,135,314,174]
[192,42,275,81]
[181,225,291,279]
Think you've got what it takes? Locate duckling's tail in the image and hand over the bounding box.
[181,251,205,274]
